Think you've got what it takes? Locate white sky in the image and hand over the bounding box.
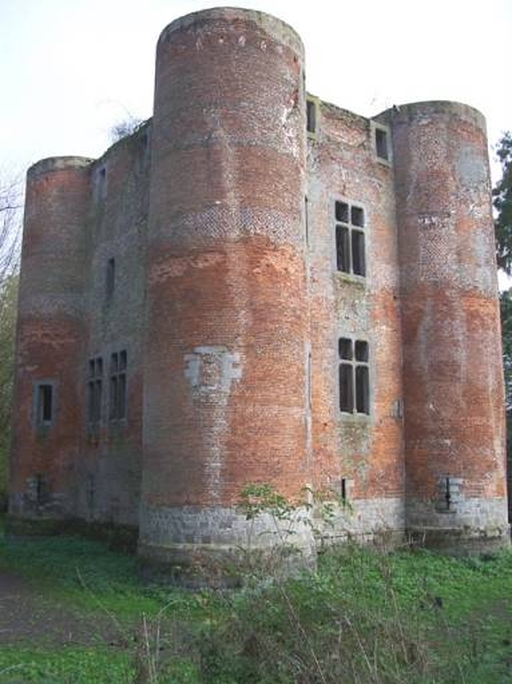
[1,0,511,182]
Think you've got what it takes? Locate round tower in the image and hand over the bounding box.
[390,102,509,550]
[9,157,91,526]
[140,8,312,572]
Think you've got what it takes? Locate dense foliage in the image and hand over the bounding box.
[0,171,21,510]
[494,132,512,276]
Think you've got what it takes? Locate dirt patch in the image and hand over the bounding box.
[0,571,120,646]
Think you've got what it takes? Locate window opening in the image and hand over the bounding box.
[110,350,127,420]
[341,478,347,504]
[106,258,115,299]
[304,195,309,247]
[36,384,53,426]
[374,125,391,163]
[339,337,370,415]
[335,201,366,277]
[445,477,452,510]
[306,97,317,135]
[87,356,103,424]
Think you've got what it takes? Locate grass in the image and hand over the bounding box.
[1,517,512,682]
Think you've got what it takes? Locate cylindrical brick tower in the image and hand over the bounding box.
[140,9,312,569]
[9,157,91,525]
[391,102,509,550]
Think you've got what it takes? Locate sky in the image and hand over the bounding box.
[1,0,511,183]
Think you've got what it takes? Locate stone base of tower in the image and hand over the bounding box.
[406,497,510,555]
[315,496,406,549]
[137,504,316,587]
[5,514,139,553]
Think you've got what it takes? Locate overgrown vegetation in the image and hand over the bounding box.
[1,517,512,683]
[0,170,22,511]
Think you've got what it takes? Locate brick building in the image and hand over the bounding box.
[9,8,509,567]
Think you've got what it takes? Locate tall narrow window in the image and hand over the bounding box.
[109,350,127,421]
[304,195,309,247]
[306,96,318,138]
[335,201,366,277]
[36,384,53,426]
[338,338,370,415]
[87,357,103,424]
[106,258,115,299]
[372,122,392,164]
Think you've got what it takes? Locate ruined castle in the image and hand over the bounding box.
[9,7,509,568]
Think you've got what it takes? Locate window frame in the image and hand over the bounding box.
[33,380,56,431]
[334,199,367,278]
[109,349,127,422]
[87,356,103,426]
[371,121,392,165]
[306,94,320,140]
[338,336,371,416]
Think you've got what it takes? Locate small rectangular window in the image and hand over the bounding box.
[375,128,389,161]
[106,258,115,299]
[341,478,347,504]
[306,97,318,136]
[355,340,369,362]
[335,201,349,223]
[339,337,353,360]
[304,195,309,247]
[37,385,53,424]
[338,338,370,415]
[373,123,392,164]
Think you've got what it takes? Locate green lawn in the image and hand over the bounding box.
[1,518,512,683]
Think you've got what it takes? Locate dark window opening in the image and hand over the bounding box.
[351,206,364,227]
[339,364,354,413]
[87,357,103,424]
[351,230,366,276]
[375,127,390,161]
[335,201,349,223]
[341,478,347,504]
[355,340,369,362]
[445,477,452,510]
[336,225,350,272]
[339,337,353,360]
[106,258,115,299]
[36,384,53,425]
[306,98,316,134]
[339,338,370,415]
[335,201,366,277]
[355,366,369,414]
[110,350,127,421]
[305,195,309,246]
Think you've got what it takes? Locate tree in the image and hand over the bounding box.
[0,171,22,281]
[495,134,512,520]
[494,133,512,276]
[109,115,145,144]
[0,171,22,510]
